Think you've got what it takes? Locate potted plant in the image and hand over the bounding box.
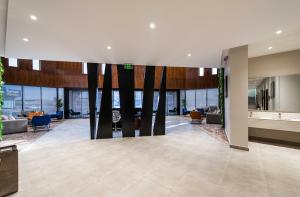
[57,98,63,111]
[0,58,4,141]
[55,98,64,119]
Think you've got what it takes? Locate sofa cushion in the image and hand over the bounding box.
[3,119,28,134]
[8,115,16,120]
[2,115,9,120]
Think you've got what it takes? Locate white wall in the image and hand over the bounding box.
[0,0,8,56]
[249,49,300,78]
[224,45,248,149]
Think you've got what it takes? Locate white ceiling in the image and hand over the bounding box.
[3,0,300,67]
[249,27,300,58]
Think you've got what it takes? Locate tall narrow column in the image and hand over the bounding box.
[117,64,135,137]
[64,88,69,119]
[153,67,167,135]
[97,64,113,139]
[87,63,99,140]
[140,66,155,136]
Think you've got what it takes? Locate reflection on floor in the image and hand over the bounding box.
[1,116,227,149]
[0,120,62,149]
[1,116,300,197]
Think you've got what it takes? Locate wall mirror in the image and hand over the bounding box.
[248,74,300,112]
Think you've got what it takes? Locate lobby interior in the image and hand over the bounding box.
[0,0,300,197]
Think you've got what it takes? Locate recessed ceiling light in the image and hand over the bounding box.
[276,30,282,35]
[30,15,37,21]
[149,23,156,29]
[268,46,273,50]
[23,38,29,42]
[187,53,192,57]
[107,45,112,50]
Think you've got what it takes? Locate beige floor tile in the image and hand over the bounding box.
[3,116,299,197]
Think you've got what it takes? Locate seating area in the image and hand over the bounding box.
[1,110,65,134]
[188,105,222,125]
[2,117,28,134]
[50,111,64,120]
[68,109,81,118]
[190,111,203,123]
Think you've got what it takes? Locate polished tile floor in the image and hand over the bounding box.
[8,116,300,197]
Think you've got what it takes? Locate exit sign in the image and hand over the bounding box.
[124,64,133,69]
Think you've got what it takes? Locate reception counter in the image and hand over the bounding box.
[248,111,300,145]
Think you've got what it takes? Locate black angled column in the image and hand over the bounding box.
[117,64,135,137]
[63,88,70,119]
[153,66,167,135]
[87,63,99,140]
[140,66,155,136]
[97,64,113,139]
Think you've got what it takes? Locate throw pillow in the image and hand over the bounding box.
[8,115,16,120]
[2,115,9,120]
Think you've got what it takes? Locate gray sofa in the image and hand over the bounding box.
[206,113,221,124]
[3,118,28,134]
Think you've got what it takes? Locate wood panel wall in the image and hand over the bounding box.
[2,57,218,89]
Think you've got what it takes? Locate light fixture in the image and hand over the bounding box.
[276,30,282,35]
[198,68,204,76]
[212,68,218,75]
[23,38,29,42]
[149,23,155,29]
[107,45,112,50]
[187,53,192,57]
[30,15,37,21]
[268,46,273,50]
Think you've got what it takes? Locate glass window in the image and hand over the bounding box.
[96,90,102,112]
[69,90,82,113]
[42,87,57,114]
[198,67,204,76]
[32,60,40,70]
[153,91,159,111]
[9,58,18,67]
[166,91,177,114]
[207,88,218,107]
[101,64,106,75]
[81,91,89,115]
[135,91,143,108]
[248,88,256,105]
[3,85,22,116]
[186,90,196,111]
[23,86,41,112]
[82,63,87,74]
[212,68,218,75]
[58,88,64,112]
[196,89,207,108]
[113,90,120,108]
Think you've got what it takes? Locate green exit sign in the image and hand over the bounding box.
[124,64,133,69]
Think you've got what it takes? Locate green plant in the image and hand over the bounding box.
[57,98,63,111]
[218,68,225,128]
[0,58,4,140]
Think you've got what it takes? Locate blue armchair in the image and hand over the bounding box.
[31,115,51,131]
[50,111,63,120]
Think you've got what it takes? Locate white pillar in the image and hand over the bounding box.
[224,45,249,150]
